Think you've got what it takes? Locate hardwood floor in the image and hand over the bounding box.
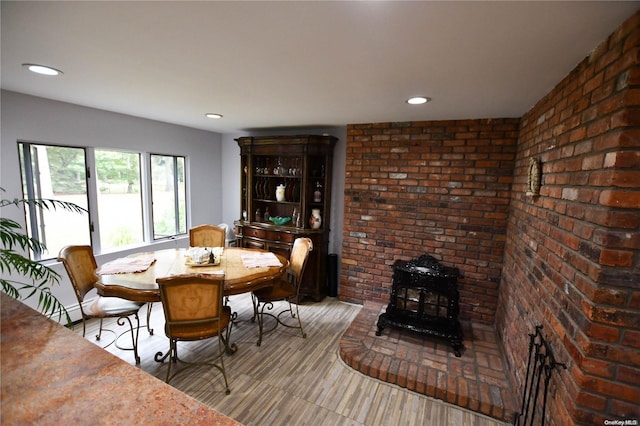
[78,293,508,426]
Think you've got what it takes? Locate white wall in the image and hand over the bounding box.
[1,90,223,320]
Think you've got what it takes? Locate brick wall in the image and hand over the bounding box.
[496,12,640,426]
[340,119,519,323]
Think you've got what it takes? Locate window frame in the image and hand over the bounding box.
[17,141,189,261]
[149,153,188,241]
[93,148,145,251]
[18,141,92,260]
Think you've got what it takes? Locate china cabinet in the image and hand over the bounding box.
[234,135,337,301]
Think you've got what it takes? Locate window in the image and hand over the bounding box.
[150,154,186,240]
[18,142,187,260]
[95,150,143,250]
[19,143,91,260]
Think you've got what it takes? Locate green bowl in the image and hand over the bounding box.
[269,216,291,226]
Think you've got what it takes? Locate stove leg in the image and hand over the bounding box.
[452,343,462,357]
[375,314,388,336]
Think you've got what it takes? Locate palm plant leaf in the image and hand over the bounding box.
[0,195,87,214]
[0,218,48,254]
[0,188,86,326]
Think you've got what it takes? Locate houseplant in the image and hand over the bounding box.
[0,188,86,325]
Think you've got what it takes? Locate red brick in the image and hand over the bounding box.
[598,249,634,267]
[426,367,437,396]
[610,398,640,419]
[579,356,617,378]
[622,329,640,349]
[478,382,493,416]
[457,377,469,407]
[592,287,629,306]
[580,375,639,403]
[604,150,640,168]
[575,391,607,411]
[612,170,640,187]
[586,305,640,327]
[584,322,621,342]
[594,229,640,250]
[618,365,640,385]
[582,153,604,170]
[612,107,640,128]
[436,371,447,400]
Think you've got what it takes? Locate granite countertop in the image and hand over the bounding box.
[0,293,241,425]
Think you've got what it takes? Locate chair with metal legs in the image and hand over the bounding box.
[58,245,144,364]
[251,237,313,346]
[154,273,234,394]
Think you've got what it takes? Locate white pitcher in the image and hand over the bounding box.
[275,184,286,201]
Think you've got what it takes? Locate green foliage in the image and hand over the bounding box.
[39,146,141,194]
[43,146,86,194]
[0,188,86,325]
[153,210,175,238]
[95,150,140,192]
[107,225,137,247]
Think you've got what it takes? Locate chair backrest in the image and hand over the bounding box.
[156,273,225,341]
[189,224,226,248]
[57,245,99,303]
[288,237,313,288]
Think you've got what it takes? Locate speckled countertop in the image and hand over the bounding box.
[0,293,241,425]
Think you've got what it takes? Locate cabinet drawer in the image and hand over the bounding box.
[244,227,295,243]
[267,231,295,243]
[244,239,265,250]
[245,228,268,239]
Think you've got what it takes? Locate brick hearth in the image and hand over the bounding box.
[339,301,518,423]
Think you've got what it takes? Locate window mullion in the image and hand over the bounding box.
[173,156,180,234]
[84,148,101,253]
[140,152,153,242]
[20,143,44,259]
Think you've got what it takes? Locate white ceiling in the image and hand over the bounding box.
[2,1,638,134]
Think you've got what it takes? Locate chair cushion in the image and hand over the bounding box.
[167,305,232,341]
[253,279,296,303]
[86,296,143,317]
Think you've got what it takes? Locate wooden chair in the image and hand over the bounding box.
[154,273,234,394]
[189,224,226,247]
[58,245,144,364]
[251,237,313,346]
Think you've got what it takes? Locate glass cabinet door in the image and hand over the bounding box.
[250,155,303,227]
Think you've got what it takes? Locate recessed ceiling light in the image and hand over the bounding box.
[205,113,223,119]
[23,63,63,76]
[407,96,430,105]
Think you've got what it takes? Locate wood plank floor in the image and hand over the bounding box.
[78,293,508,426]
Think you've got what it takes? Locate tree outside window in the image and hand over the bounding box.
[150,154,186,240]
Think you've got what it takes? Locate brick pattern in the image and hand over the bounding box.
[496,11,640,426]
[339,301,517,422]
[340,119,519,323]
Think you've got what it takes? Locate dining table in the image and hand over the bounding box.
[95,247,288,356]
[96,247,288,303]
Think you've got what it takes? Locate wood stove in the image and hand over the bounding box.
[376,254,463,356]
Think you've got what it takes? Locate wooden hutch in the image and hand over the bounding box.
[234,135,337,301]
